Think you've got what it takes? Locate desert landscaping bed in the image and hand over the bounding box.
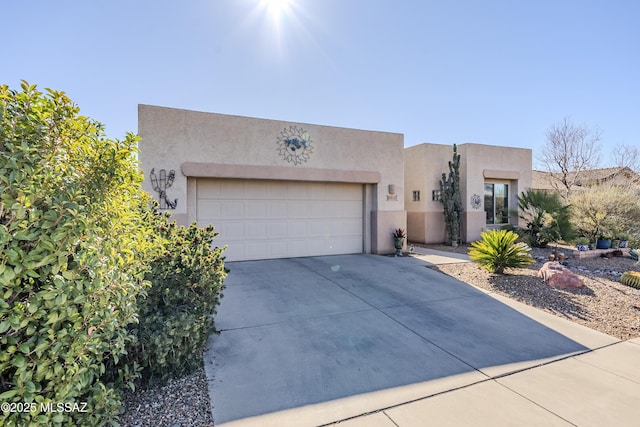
[421,244,640,341]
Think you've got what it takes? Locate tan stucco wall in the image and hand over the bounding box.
[138,105,405,255]
[404,142,532,243]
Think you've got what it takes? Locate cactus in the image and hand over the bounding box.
[620,271,640,289]
[439,144,463,246]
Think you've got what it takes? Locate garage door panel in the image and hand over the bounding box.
[221,201,244,217]
[268,201,287,216]
[267,221,288,237]
[196,179,363,261]
[196,200,222,219]
[245,201,267,218]
[246,222,267,239]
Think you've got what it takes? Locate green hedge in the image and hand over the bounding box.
[1,82,227,425]
[127,220,227,386]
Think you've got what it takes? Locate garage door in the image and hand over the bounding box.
[196,179,364,261]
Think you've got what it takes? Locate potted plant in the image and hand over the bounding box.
[618,233,630,248]
[576,237,590,251]
[596,235,612,250]
[392,228,406,256]
[611,237,621,249]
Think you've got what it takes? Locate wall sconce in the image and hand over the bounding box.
[387,184,398,201]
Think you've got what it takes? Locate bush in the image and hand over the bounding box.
[468,229,534,274]
[620,271,640,289]
[1,82,157,425]
[569,183,640,242]
[516,189,573,248]
[127,219,227,386]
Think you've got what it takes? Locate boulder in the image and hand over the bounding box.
[538,261,584,289]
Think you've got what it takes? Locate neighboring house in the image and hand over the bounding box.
[138,105,405,262]
[404,143,532,244]
[532,167,640,195]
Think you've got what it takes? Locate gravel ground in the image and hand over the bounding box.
[421,243,640,341]
[118,368,213,427]
[117,244,640,426]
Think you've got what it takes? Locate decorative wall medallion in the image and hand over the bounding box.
[150,168,178,209]
[277,125,313,165]
[471,193,481,210]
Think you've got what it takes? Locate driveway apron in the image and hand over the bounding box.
[204,254,589,425]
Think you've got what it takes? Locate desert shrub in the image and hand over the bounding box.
[127,219,227,386]
[620,271,640,289]
[569,183,640,241]
[468,229,534,274]
[516,189,573,248]
[0,82,157,425]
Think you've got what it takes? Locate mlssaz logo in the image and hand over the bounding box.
[277,125,313,165]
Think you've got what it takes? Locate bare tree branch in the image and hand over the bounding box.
[613,144,640,173]
[538,117,602,200]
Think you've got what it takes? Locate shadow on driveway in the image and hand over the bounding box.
[205,254,591,425]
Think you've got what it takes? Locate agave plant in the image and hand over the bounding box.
[468,229,534,274]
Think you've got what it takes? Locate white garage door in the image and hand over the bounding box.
[196,179,363,261]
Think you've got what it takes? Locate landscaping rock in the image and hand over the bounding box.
[538,261,585,289]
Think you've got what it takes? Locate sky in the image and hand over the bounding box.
[2,0,638,168]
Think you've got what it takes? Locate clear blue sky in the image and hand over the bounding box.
[2,0,638,167]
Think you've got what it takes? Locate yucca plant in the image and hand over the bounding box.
[469,229,534,274]
[620,271,640,289]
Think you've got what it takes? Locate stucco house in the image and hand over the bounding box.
[138,105,406,262]
[404,143,532,244]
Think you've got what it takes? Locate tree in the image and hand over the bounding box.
[538,117,602,200]
[613,144,640,174]
[439,144,463,246]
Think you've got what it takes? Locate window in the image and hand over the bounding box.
[432,190,442,202]
[412,190,420,201]
[484,183,509,224]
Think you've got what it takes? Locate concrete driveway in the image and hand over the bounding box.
[204,254,625,426]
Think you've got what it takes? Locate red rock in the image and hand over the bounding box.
[538,261,584,289]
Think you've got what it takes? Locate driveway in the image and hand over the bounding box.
[204,254,618,426]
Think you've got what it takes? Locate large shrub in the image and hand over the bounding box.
[569,183,640,240]
[0,82,157,425]
[516,189,573,248]
[469,229,534,274]
[127,218,227,386]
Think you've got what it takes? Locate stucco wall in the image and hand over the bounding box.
[404,142,532,243]
[138,105,405,254]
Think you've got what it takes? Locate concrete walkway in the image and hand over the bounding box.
[204,252,640,426]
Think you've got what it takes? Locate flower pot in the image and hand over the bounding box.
[393,237,404,256]
[611,239,620,249]
[596,239,611,249]
[619,240,628,248]
[576,244,589,251]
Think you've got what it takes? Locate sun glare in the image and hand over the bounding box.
[261,0,292,19]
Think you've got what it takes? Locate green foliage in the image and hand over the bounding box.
[468,229,534,274]
[127,219,227,386]
[569,183,640,242]
[620,271,640,289]
[439,144,463,245]
[516,189,574,248]
[0,81,158,425]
